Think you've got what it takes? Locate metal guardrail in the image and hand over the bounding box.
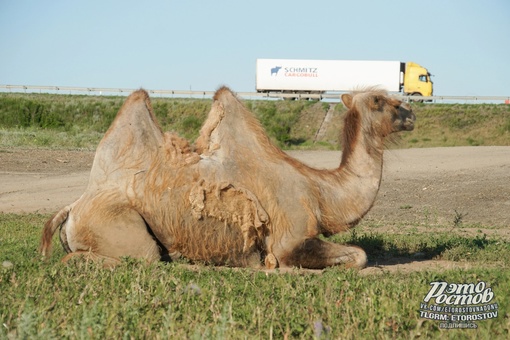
[1,84,509,103]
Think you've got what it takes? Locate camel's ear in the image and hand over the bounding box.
[341,94,353,109]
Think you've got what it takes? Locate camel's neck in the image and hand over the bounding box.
[319,109,385,233]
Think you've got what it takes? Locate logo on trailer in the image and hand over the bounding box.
[270,65,319,78]
[271,66,282,76]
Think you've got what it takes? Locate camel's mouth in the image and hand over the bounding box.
[393,109,416,132]
[403,116,416,131]
[397,105,416,131]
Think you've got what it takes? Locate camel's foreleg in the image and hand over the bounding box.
[282,238,367,269]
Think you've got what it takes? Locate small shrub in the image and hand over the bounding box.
[453,210,467,227]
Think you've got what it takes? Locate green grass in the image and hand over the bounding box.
[0,127,103,150]
[351,223,510,266]
[1,93,509,150]
[400,103,510,148]
[1,214,509,339]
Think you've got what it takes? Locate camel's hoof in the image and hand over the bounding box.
[264,253,278,269]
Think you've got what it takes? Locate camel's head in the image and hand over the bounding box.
[341,89,416,137]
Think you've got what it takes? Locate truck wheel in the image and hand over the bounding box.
[411,92,423,103]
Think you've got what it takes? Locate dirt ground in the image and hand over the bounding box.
[1,146,509,273]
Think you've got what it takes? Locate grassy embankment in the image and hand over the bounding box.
[0,92,509,150]
[1,93,509,338]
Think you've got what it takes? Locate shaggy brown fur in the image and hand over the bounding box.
[40,86,415,269]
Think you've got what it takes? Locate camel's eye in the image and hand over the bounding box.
[373,96,385,106]
[372,96,386,111]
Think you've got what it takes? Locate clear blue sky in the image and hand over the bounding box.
[1,0,509,96]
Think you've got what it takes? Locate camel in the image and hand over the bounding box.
[40,86,415,269]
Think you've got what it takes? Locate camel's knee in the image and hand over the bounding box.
[337,245,367,269]
[280,238,367,269]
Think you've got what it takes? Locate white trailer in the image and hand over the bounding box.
[256,59,404,94]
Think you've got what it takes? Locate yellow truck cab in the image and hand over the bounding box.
[403,62,433,97]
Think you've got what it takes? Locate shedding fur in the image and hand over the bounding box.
[189,180,268,253]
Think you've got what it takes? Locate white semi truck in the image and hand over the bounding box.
[256,59,433,98]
